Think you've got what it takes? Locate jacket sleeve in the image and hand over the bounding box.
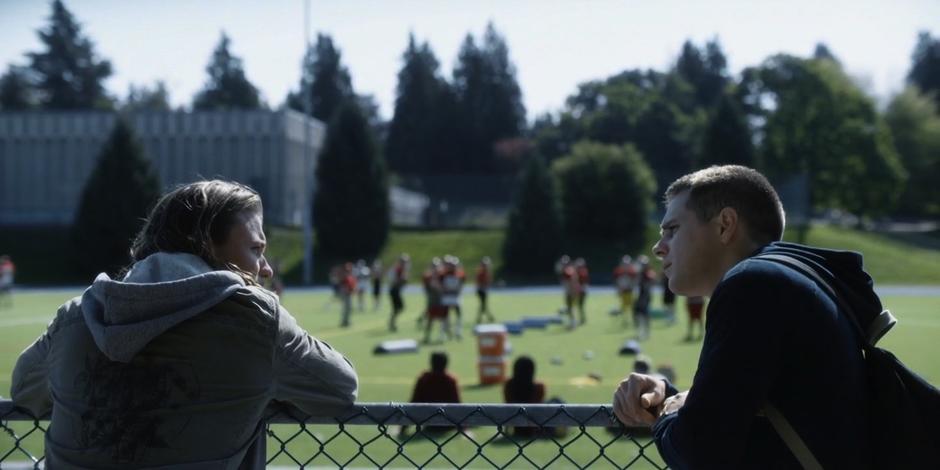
[652,266,798,468]
[10,306,66,417]
[272,305,359,416]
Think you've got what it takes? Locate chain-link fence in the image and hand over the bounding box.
[1,400,667,469]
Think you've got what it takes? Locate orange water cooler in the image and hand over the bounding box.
[475,324,510,384]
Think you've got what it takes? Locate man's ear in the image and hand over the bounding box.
[716,207,739,244]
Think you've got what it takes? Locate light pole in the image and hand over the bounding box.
[302,0,314,285]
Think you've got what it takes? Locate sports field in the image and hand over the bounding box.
[2,287,938,467]
[3,288,938,400]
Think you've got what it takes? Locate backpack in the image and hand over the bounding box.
[756,253,940,469]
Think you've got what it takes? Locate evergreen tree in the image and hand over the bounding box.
[123,81,171,112]
[355,93,385,138]
[675,39,729,109]
[72,119,160,278]
[552,141,656,251]
[531,112,580,164]
[0,65,36,110]
[813,43,841,64]
[700,91,754,168]
[634,98,701,198]
[27,0,113,110]
[452,33,488,173]
[480,23,526,147]
[193,33,262,110]
[502,154,564,276]
[386,34,448,173]
[452,23,526,173]
[287,34,354,122]
[908,32,940,108]
[313,102,390,262]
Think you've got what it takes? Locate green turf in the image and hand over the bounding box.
[269,223,940,286]
[5,223,940,285]
[2,289,938,467]
[790,225,940,284]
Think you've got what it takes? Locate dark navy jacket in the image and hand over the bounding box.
[653,242,870,469]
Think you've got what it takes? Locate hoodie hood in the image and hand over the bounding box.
[757,241,883,332]
[81,252,246,362]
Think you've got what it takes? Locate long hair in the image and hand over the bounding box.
[128,180,262,284]
[506,356,537,403]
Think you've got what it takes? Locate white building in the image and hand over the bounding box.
[0,109,324,226]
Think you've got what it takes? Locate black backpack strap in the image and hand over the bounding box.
[763,403,824,470]
[754,253,897,347]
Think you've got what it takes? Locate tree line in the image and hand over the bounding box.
[2,1,940,279]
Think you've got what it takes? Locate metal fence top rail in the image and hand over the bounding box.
[1,400,647,430]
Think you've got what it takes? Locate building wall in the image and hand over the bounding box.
[0,110,324,227]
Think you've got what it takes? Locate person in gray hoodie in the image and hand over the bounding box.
[11,180,359,469]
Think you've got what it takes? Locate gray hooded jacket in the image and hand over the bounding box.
[11,252,358,469]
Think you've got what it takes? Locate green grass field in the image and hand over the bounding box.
[265,223,940,286]
[2,288,938,467]
[5,222,940,285]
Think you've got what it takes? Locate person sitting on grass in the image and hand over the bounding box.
[11,180,358,469]
[401,352,464,438]
[504,355,546,438]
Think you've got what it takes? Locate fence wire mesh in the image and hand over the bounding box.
[1,400,667,469]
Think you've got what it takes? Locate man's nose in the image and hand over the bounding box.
[259,257,274,279]
[652,239,667,259]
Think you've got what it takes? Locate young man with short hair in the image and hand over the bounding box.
[613,165,869,468]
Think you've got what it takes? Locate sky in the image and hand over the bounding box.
[1,0,939,121]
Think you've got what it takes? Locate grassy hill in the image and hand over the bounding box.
[268,223,940,286]
[2,223,939,285]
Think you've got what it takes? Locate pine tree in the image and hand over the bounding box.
[481,23,526,144]
[813,43,841,64]
[123,81,171,112]
[313,102,390,262]
[675,39,729,109]
[908,31,940,108]
[0,65,36,110]
[700,92,754,168]
[502,154,564,276]
[193,33,262,110]
[27,0,113,109]
[452,23,526,173]
[72,119,161,278]
[287,34,354,122]
[386,33,448,174]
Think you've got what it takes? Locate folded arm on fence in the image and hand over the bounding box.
[267,401,651,430]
